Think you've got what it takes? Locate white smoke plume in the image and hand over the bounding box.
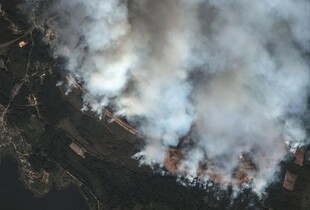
[52,0,310,193]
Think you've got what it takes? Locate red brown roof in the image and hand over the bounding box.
[283,171,297,191]
[69,142,86,158]
[294,147,304,166]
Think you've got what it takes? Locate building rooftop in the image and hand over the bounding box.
[283,171,297,191]
[294,147,304,166]
[69,142,86,158]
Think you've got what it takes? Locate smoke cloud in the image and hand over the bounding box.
[52,0,310,193]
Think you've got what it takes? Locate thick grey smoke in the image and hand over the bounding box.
[53,0,310,193]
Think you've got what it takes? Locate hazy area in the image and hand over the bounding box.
[51,0,310,193]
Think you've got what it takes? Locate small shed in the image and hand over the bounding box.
[283,170,297,191]
[69,142,86,158]
[294,147,304,166]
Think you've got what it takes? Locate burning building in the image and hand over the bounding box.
[163,143,256,186]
